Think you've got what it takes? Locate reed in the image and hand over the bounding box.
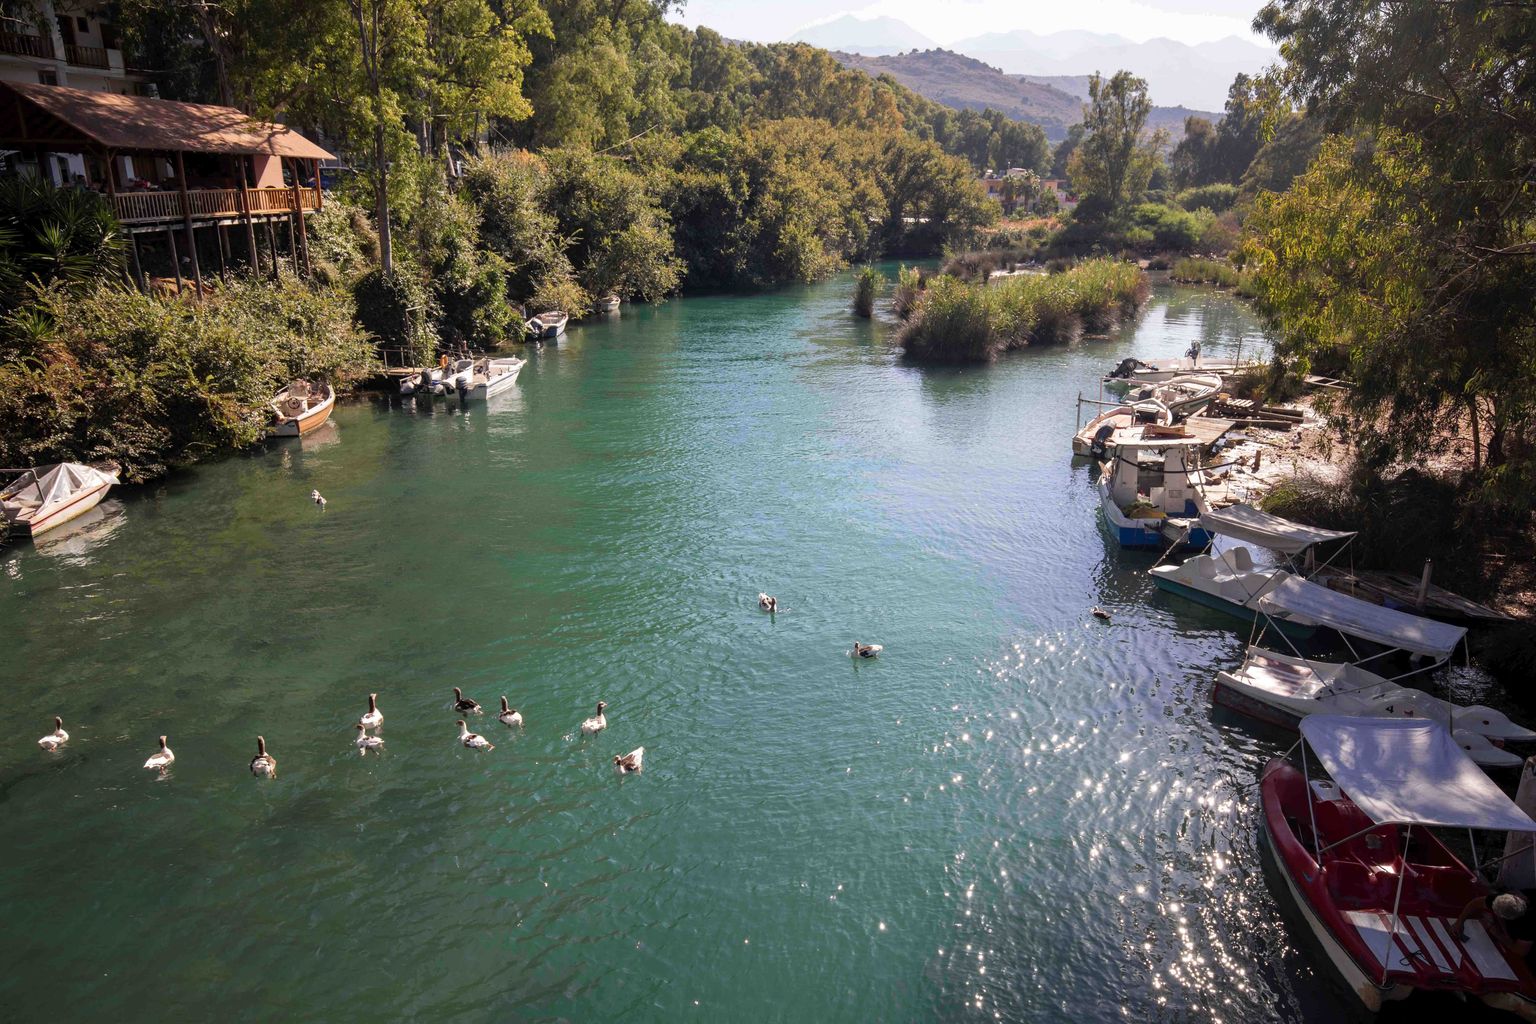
[892,264,926,321]
[1170,257,1243,289]
[853,266,879,318]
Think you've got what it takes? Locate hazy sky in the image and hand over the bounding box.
[674,0,1271,46]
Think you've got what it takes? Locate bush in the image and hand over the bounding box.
[353,268,436,365]
[0,176,124,311]
[1175,183,1239,213]
[1170,257,1242,287]
[529,273,590,320]
[1129,203,1205,251]
[305,199,376,279]
[853,265,879,317]
[893,264,925,320]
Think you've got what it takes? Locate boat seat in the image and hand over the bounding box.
[1192,556,1220,580]
[1227,547,1255,572]
[1325,860,1397,907]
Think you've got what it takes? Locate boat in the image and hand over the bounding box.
[1126,372,1224,421]
[526,311,568,340]
[1097,426,1212,550]
[269,380,335,437]
[1217,646,1531,767]
[433,358,475,395]
[1,462,119,539]
[399,367,441,396]
[457,357,524,401]
[1072,400,1171,458]
[595,294,620,315]
[1260,715,1536,1017]
[1104,356,1261,391]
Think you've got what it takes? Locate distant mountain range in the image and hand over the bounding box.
[834,49,1216,143]
[789,16,1276,110]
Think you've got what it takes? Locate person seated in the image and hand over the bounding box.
[1454,890,1536,956]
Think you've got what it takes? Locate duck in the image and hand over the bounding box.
[249,736,277,779]
[453,687,483,715]
[354,723,385,756]
[580,700,609,735]
[457,720,495,751]
[142,735,175,772]
[498,696,524,728]
[311,489,326,508]
[1091,606,1111,621]
[758,593,778,612]
[37,715,68,752]
[614,747,645,774]
[852,641,883,659]
[359,692,383,731]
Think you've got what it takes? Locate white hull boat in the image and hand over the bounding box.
[1127,372,1223,421]
[1,462,119,539]
[1216,646,1532,767]
[400,367,442,396]
[459,357,524,401]
[526,311,568,339]
[1105,357,1260,390]
[1072,401,1171,457]
[1097,426,1211,549]
[595,295,620,315]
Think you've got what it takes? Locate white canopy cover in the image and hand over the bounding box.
[1300,715,1536,832]
[1257,574,1466,659]
[1200,503,1355,554]
[1,463,117,508]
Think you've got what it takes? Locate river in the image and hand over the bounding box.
[0,274,1456,1021]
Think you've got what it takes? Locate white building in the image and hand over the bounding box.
[0,1,151,182]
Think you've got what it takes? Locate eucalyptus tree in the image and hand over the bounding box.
[1067,72,1164,215]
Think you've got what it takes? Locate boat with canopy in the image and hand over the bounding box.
[1262,715,1536,1017]
[1,462,119,539]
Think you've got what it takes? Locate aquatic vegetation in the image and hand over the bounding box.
[1170,257,1246,290]
[892,265,926,321]
[853,266,880,318]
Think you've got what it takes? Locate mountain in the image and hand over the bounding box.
[787,15,938,55]
[834,49,1216,142]
[948,31,1276,110]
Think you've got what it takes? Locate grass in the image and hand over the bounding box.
[853,266,879,318]
[897,258,1149,363]
[1170,256,1250,292]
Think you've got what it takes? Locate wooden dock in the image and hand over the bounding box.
[1315,568,1512,624]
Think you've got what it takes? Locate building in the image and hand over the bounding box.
[0,81,333,296]
[0,1,151,183]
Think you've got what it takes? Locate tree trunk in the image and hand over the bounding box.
[375,119,392,274]
[1468,396,1482,475]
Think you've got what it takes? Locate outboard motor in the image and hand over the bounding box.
[1090,424,1116,460]
[1109,357,1146,380]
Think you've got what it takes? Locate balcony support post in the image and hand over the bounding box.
[288,159,311,277]
[166,225,183,295]
[237,157,260,276]
[173,151,203,298]
[216,222,229,283]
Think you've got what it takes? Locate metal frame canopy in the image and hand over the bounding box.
[1257,575,1466,659]
[1200,503,1356,555]
[1299,715,1536,831]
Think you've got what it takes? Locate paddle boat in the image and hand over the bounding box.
[457,357,524,401]
[1,462,119,539]
[269,380,335,437]
[1260,715,1536,1018]
[1097,426,1212,550]
[526,311,568,340]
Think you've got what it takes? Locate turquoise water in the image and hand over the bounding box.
[1,276,1394,1021]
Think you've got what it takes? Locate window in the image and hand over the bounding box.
[37,70,58,86]
[76,16,89,32]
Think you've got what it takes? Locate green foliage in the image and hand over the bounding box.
[1067,72,1165,215]
[1170,257,1243,288]
[853,266,879,318]
[1169,74,1273,188]
[0,177,125,311]
[893,264,925,321]
[897,259,1149,362]
[0,280,374,481]
[353,268,436,364]
[1174,183,1238,213]
[305,200,378,280]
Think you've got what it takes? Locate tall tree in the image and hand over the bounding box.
[1066,71,1163,214]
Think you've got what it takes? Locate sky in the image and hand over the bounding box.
[673,0,1271,46]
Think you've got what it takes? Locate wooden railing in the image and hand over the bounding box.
[65,43,109,68]
[0,31,56,60]
[113,186,321,225]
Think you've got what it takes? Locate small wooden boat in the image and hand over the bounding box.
[595,294,620,315]
[269,380,335,437]
[1072,401,1171,458]
[458,357,524,401]
[1,462,119,539]
[526,311,568,340]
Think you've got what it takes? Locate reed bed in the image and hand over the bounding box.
[897,259,1149,363]
[1170,257,1244,289]
[853,266,879,317]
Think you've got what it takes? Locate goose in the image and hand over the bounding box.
[758,593,778,612]
[37,715,68,752]
[613,747,645,774]
[311,489,326,508]
[359,692,383,731]
[498,697,524,728]
[457,720,495,751]
[249,736,277,779]
[355,723,385,755]
[852,641,882,659]
[142,735,175,772]
[1091,606,1111,621]
[580,700,608,735]
[453,687,483,715]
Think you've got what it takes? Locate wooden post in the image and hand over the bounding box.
[128,230,146,292]
[313,159,322,210]
[265,219,279,280]
[166,226,183,294]
[289,160,312,277]
[237,156,259,276]
[215,221,229,283]
[173,151,203,298]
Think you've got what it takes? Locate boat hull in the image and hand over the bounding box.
[461,361,522,401]
[1149,573,1318,638]
[4,479,112,538]
[270,387,335,437]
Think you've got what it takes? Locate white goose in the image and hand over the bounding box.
[498,696,524,728]
[354,723,385,756]
[359,692,383,731]
[37,715,68,752]
[613,747,645,774]
[311,489,326,508]
[250,736,277,779]
[758,593,778,612]
[852,641,883,659]
[457,720,495,751]
[580,700,608,736]
[143,735,175,772]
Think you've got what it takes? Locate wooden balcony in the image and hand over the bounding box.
[113,186,321,226]
[65,44,110,69]
[0,31,56,60]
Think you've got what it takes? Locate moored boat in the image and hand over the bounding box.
[1097,427,1212,549]
[458,357,524,401]
[400,367,441,396]
[1104,356,1261,391]
[269,380,335,437]
[1,462,119,539]
[595,294,620,315]
[1127,372,1224,421]
[1260,715,1536,1017]
[526,311,568,339]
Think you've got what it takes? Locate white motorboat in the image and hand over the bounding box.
[433,358,475,395]
[458,357,524,401]
[1,462,119,539]
[1097,426,1211,549]
[1216,646,1531,767]
[1104,357,1261,390]
[1127,372,1223,421]
[526,311,568,340]
[400,367,441,396]
[269,381,335,437]
[1072,400,1171,457]
[595,294,620,315]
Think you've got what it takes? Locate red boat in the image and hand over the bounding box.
[1261,715,1536,1019]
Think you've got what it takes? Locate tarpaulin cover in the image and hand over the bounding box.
[1200,503,1355,554]
[1258,575,1466,659]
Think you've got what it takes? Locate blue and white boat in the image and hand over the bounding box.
[1097,427,1212,550]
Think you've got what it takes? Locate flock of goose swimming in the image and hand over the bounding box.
[31,593,886,781]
